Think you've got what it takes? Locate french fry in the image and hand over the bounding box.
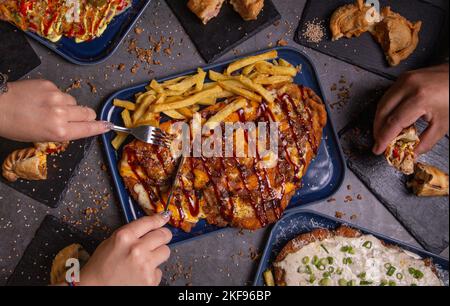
[247,71,260,80]
[132,99,152,124]
[164,89,188,97]
[208,70,233,82]
[161,75,188,86]
[204,98,247,131]
[163,110,186,120]
[136,109,160,127]
[214,90,236,100]
[202,82,218,89]
[149,79,164,93]
[253,75,293,85]
[112,133,128,150]
[166,74,199,92]
[263,269,275,286]
[255,62,297,76]
[165,96,183,103]
[238,76,274,103]
[121,109,133,128]
[226,50,278,75]
[137,90,156,102]
[136,92,156,106]
[114,99,136,111]
[197,96,217,106]
[191,105,200,112]
[177,107,194,119]
[218,80,262,102]
[195,68,206,91]
[242,64,255,76]
[149,86,223,112]
[278,58,293,67]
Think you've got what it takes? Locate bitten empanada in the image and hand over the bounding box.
[385,126,420,175]
[2,148,47,182]
[407,163,449,197]
[330,0,380,41]
[34,141,69,155]
[187,0,225,25]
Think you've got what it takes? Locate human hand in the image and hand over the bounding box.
[373,64,449,155]
[0,79,109,142]
[79,213,172,286]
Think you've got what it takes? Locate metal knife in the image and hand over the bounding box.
[164,156,185,212]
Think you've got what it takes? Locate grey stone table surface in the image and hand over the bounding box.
[0,0,448,285]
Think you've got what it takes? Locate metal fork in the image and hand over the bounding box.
[109,124,172,147]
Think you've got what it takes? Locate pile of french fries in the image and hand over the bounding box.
[111,50,299,150]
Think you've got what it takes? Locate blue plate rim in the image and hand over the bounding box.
[23,0,152,65]
[100,46,347,245]
[252,208,449,286]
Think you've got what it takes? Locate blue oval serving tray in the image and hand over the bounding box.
[253,209,449,286]
[23,0,151,65]
[100,47,346,246]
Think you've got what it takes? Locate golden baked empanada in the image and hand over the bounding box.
[187,0,225,25]
[2,148,47,182]
[330,0,380,41]
[407,163,449,197]
[50,244,90,285]
[230,0,264,21]
[371,7,422,66]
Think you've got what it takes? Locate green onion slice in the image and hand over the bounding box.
[302,256,310,265]
[363,241,372,249]
[387,266,397,276]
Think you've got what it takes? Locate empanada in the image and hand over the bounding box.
[187,0,225,25]
[34,141,69,155]
[230,0,264,21]
[50,244,90,285]
[385,126,420,175]
[330,0,380,41]
[371,7,422,66]
[407,163,449,197]
[2,148,47,182]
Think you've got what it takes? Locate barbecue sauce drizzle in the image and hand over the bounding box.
[126,88,317,229]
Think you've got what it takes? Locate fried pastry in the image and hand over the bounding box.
[385,125,420,175]
[34,141,69,155]
[330,0,380,41]
[371,7,422,66]
[187,0,225,25]
[2,148,47,182]
[50,244,90,285]
[330,1,422,66]
[407,163,449,197]
[230,0,264,21]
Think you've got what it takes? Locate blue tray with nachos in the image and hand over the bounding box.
[19,0,151,65]
[100,47,346,245]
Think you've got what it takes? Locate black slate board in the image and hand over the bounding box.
[165,0,281,63]
[295,0,446,80]
[7,215,100,286]
[339,105,449,254]
[0,21,41,81]
[0,138,93,208]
